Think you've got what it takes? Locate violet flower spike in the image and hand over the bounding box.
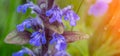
[46,6,63,23]
[12,47,35,56]
[88,1,109,17]
[62,6,80,26]
[12,0,74,56]
[29,31,46,46]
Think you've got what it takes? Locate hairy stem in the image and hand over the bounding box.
[37,0,55,56]
[41,28,52,56]
[47,0,55,10]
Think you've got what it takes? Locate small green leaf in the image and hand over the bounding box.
[4,30,31,45]
[62,31,89,43]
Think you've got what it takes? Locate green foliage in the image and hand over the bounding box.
[67,40,89,56]
[0,0,31,56]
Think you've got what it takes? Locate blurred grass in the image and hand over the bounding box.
[67,40,89,56]
[0,0,29,56]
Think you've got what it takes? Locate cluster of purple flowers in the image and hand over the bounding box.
[46,5,80,26]
[50,33,68,56]
[13,0,80,56]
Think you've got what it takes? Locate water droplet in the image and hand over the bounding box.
[104,27,107,30]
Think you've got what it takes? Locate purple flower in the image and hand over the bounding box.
[17,2,41,14]
[62,6,80,26]
[88,1,108,16]
[17,5,28,13]
[50,33,67,51]
[17,17,42,32]
[12,47,35,56]
[54,51,70,56]
[29,31,46,46]
[46,6,63,23]
[17,19,31,32]
[55,36,67,51]
[49,35,56,44]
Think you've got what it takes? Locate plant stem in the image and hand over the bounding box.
[41,28,51,56]
[47,0,55,10]
[37,0,55,55]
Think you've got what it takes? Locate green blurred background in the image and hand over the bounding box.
[0,0,31,56]
[0,0,89,56]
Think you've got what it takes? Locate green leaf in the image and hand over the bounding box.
[4,30,31,45]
